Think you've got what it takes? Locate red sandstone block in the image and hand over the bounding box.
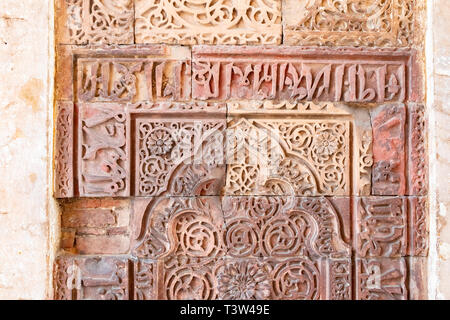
[62,209,115,228]
[134,259,158,300]
[408,197,429,256]
[107,227,128,236]
[192,46,413,102]
[60,230,75,249]
[54,256,129,300]
[75,235,129,255]
[55,101,74,198]
[355,257,407,300]
[408,257,428,300]
[354,197,407,258]
[221,196,351,259]
[407,103,428,195]
[371,104,406,196]
[64,198,102,209]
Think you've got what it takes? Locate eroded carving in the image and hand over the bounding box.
[79,104,128,196]
[77,57,191,103]
[134,260,156,300]
[193,47,409,102]
[371,104,406,195]
[283,0,416,47]
[225,115,350,196]
[55,101,74,198]
[356,258,407,300]
[135,0,282,45]
[54,256,129,300]
[408,103,427,195]
[408,197,428,256]
[60,0,134,44]
[356,197,407,257]
[133,115,225,196]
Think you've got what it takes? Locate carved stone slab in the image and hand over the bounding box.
[130,106,226,197]
[79,103,129,197]
[54,256,129,300]
[355,258,408,300]
[128,196,352,300]
[56,0,134,45]
[55,101,226,198]
[192,46,419,103]
[407,103,428,195]
[134,259,157,300]
[55,101,74,198]
[225,101,372,196]
[283,0,417,48]
[371,104,406,196]
[56,45,191,103]
[354,197,408,258]
[135,0,282,45]
[408,197,429,256]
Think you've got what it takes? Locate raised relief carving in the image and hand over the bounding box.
[408,197,428,256]
[79,103,128,196]
[408,103,427,195]
[225,102,358,196]
[53,7,427,300]
[131,106,226,197]
[133,196,225,300]
[134,260,157,300]
[222,196,350,259]
[54,256,129,300]
[133,197,225,261]
[356,258,407,300]
[55,101,74,198]
[226,117,350,196]
[328,258,352,300]
[58,0,134,44]
[221,196,351,300]
[217,260,271,300]
[135,0,282,45]
[193,46,410,103]
[283,0,416,47]
[77,57,191,103]
[357,130,374,195]
[355,197,407,257]
[371,104,406,195]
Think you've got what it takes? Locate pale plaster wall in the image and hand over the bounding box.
[429,0,450,300]
[0,0,57,299]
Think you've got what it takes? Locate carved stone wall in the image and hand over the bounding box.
[53,0,428,300]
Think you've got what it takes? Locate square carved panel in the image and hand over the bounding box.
[283,0,418,47]
[225,101,372,196]
[56,0,134,45]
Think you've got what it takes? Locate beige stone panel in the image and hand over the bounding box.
[224,101,372,196]
[56,0,134,45]
[0,0,56,299]
[135,0,282,45]
[283,0,420,47]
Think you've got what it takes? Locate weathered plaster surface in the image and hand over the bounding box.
[0,0,55,299]
[428,0,450,300]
